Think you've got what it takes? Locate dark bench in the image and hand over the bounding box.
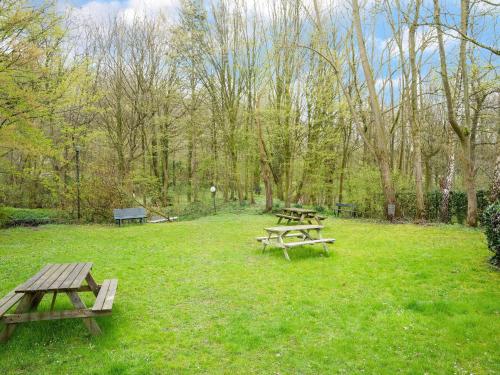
[113,207,147,226]
[335,203,357,217]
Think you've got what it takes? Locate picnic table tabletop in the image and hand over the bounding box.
[282,207,317,214]
[15,263,93,293]
[265,224,323,233]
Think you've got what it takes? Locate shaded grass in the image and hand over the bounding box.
[0,215,498,374]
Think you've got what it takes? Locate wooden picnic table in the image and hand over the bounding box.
[0,263,117,343]
[257,224,335,261]
[276,207,325,225]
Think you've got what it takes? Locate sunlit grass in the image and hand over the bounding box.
[0,214,498,374]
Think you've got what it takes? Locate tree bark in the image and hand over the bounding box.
[352,0,397,218]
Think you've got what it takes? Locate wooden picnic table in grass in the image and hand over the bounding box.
[275,207,326,225]
[256,224,335,261]
[0,263,117,343]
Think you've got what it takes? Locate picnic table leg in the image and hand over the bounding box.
[85,273,100,297]
[66,292,101,336]
[0,293,36,343]
[262,232,272,253]
[278,233,291,261]
[316,228,330,256]
[50,292,57,311]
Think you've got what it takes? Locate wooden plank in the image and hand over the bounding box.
[1,309,110,324]
[69,263,93,289]
[0,292,25,317]
[283,239,335,248]
[256,233,303,242]
[85,273,100,297]
[47,263,79,291]
[14,264,53,292]
[38,263,73,291]
[0,294,34,343]
[92,279,110,311]
[101,279,117,311]
[18,264,63,292]
[283,207,316,214]
[59,262,87,289]
[0,291,17,309]
[265,224,323,233]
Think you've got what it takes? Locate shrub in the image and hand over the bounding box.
[481,201,500,267]
[0,207,67,228]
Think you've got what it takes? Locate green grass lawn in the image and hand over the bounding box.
[0,214,498,374]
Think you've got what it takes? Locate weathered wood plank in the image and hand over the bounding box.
[283,239,335,248]
[92,280,110,311]
[69,263,93,289]
[256,233,304,242]
[38,263,73,291]
[0,292,25,317]
[1,309,111,324]
[59,262,87,289]
[265,224,323,233]
[101,280,117,311]
[21,264,64,292]
[0,294,34,343]
[14,264,53,292]
[47,263,79,291]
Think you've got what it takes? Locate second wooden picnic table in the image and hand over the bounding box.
[257,224,335,261]
[276,207,325,225]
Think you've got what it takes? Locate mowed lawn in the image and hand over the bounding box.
[0,214,498,374]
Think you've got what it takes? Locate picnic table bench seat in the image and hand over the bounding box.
[279,238,335,248]
[256,233,304,242]
[275,213,298,220]
[0,290,25,317]
[92,279,118,312]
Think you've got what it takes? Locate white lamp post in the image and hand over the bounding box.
[210,185,217,213]
[75,145,81,221]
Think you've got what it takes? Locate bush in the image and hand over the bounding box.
[0,207,68,228]
[481,201,500,267]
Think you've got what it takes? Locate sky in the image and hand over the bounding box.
[56,0,498,101]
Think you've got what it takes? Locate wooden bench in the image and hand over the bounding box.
[0,290,26,317]
[335,203,357,217]
[256,233,304,242]
[92,279,118,312]
[275,213,297,221]
[113,207,147,226]
[281,238,335,248]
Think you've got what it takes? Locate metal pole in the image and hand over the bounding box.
[76,146,81,221]
[212,192,216,213]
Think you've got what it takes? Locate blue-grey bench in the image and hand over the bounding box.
[113,207,147,226]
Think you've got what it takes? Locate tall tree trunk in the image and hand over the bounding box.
[409,0,425,220]
[256,99,273,211]
[352,0,397,218]
[440,140,455,223]
[434,0,477,226]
